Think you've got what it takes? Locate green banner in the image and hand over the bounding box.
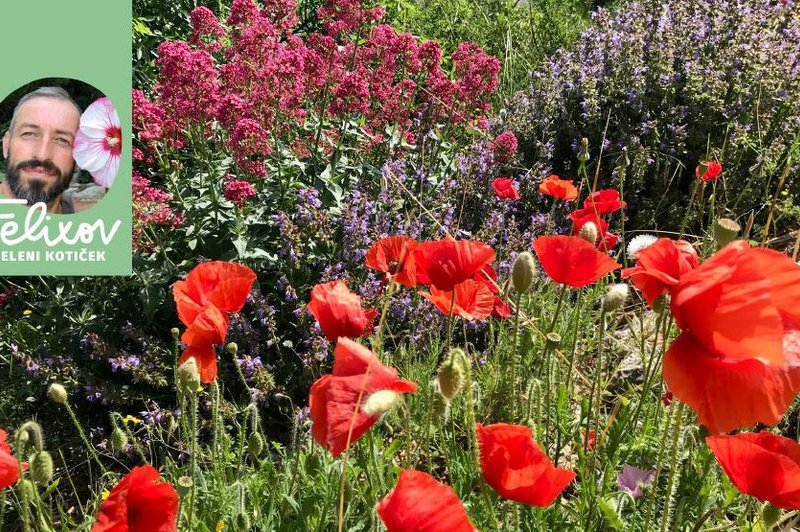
[0,1,132,275]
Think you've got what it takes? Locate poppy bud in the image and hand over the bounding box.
[512,252,537,293]
[29,451,53,484]
[578,222,598,245]
[361,390,403,417]
[652,295,668,314]
[436,348,468,401]
[18,421,44,451]
[111,428,129,453]
[714,218,741,249]
[18,479,35,500]
[578,137,590,162]
[170,327,180,340]
[177,357,201,396]
[602,283,629,312]
[226,342,238,355]
[48,383,68,405]
[248,432,264,458]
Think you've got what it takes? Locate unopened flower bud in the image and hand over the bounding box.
[602,283,629,312]
[18,479,35,500]
[362,390,402,417]
[653,294,668,314]
[29,451,53,484]
[512,252,537,293]
[578,222,598,245]
[170,327,180,340]
[436,348,469,401]
[248,432,264,458]
[111,428,129,453]
[578,137,590,162]
[714,218,741,249]
[48,383,68,405]
[18,421,44,451]
[176,357,201,396]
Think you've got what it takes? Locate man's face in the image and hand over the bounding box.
[2,97,80,206]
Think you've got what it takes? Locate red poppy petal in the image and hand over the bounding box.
[663,333,800,433]
[126,469,179,531]
[377,470,476,532]
[533,235,620,288]
[706,433,800,509]
[181,304,228,348]
[309,374,333,450]
[0,451,21,490]
[672,241,784,364]
[366,236,418,288]
[415,239,495,292]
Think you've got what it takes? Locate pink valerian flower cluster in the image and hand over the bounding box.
[224,175,257,207]
[317,0,385,38]
[190,6,225,52]
[132,0,500,178]
[132,171,186,251]
[491,131,518,163]
[155,41,220,126]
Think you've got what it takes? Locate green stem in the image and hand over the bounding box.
[643,401,677,531]
[463,360,481,472]
[660,403,686,532]
[188,392,199,532]
[585,308,607,458]
[113,414,149,464]
[64,402,106,473]
[15,432,32,532]
[508,290,523,419]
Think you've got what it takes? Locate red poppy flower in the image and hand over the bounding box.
[539,174,578,201]
[419,279,495,321]
[583,189,626,214]
[663,241,800,433]
[696,161,722,182]
[476,423,576,506]
[568,208,619,250]
[621,238,699,307]
[309,338,417,457]
[365,235,418,287]
[414,238,496,292]
[0,429,23,490]
[707,432,800,509]
[473,265,512,319]
[91,465,179,532]
[492,178,520,200]
[377,470,476,532]
[307,280,378,342]
[532,235,621,288]
[173,261,257,383]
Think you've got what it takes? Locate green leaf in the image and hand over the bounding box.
[598,498,623,531]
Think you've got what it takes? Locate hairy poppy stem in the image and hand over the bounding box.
[659,402,686,532]
[373,282,397,360]
[63,401,107,474]
[15,432,32,532]
[508,290,523,419]
[338,357,375,532]
[464,361,481,473]
[643,399,677,531]
[586,308,607,470]
[188,391,199,531]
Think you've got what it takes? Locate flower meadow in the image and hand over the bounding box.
[1,0,800,530]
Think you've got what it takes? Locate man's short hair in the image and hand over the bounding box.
[8,86,82,135]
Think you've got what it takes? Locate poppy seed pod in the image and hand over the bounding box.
[170,327,180,340]
[714,218,741,249]
[545,332,562,350]
[48,383,68,405]
[512,252,537,293]
[111,427,129,453]
[578,222,598,245]
[176,357,202,396]
[603,283,629,312]
[176,476,193,497]
[436,348,469,401]
[226,342,238,355]
[29,450,53,484]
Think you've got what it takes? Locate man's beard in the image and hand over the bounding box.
[5,158,75,206]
